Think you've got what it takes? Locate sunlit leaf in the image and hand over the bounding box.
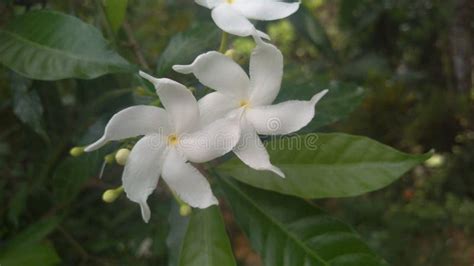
[104,0,128,33]
[0,10,135,80]
[218,133,431,198]
[217,178,388,266]
[178,206,236,266]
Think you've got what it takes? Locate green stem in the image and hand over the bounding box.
[218,32,229,53]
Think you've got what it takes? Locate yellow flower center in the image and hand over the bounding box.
[226,0,234,3]
[239,99,250,109]
[167,134,179,146]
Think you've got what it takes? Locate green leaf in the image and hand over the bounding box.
[7,182,29,227]
[52,150,105,203]
[104,0,128,33]
[6,216,60,249]
[167,201,190,266]
[218,133,431,198]
[9,73,48,140]
[156,23,220,76]
[178,206,236,266]
[217,177,388,266]
[279,77,365,130]
[0,242,60,266]
[0,216,61,266]
[290,7,338,62]
[0,10,135,80]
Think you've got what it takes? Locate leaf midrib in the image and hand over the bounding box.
[221,178,329,266]
[0,30,126,66]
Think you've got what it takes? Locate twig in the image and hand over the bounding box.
[123,21,151,70]
[57,226,90,260]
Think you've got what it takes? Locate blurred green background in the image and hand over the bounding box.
[0,0,473,265]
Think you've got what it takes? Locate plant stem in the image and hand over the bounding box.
[218,32,229,53]
[123,20,151,70]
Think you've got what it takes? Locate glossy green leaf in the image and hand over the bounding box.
[279,77,365,130]
[104,0,128,33]
[178,206,236,266]
[156,23,220,76]
[9,73,48,140]
[218,133,431,198]
[167,201,190,266]
[0,10,135,80]
[217,178,387,266]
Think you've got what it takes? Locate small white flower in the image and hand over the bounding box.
[173,37,327,178]
[85,73,241,223]
[195,0,300,38]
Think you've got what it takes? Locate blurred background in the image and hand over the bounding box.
[0,0,473,265]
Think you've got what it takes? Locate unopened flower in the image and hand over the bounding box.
[85,73,241,222]
[174,37,327,177]
[195,0,300,38]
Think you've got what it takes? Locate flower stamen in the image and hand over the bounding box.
[167,134,179,146]
[226,0,234,4]
[239,99,250,109]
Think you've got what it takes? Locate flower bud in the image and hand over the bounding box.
[70,147,84,157]
[102,186,124,203]
[115,148,130,166]
[135,86,148,96]
[104,154,115,164]
[224,49,235,59]
[425,154,444,168]
[179,204,192,217]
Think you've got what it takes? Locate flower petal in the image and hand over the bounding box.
[211,3,257,37]
[139,71,199,134]
[248,39,284,106]
[173,52,249,99]
[122,134,167,223]
[246,90,328,135]
[195,0,223,8]
[179,113,241,163]
[161,148,218,208]
[198,91,239,125]
[233,0,300,21]
[233,118,284,177]
[85,106,170,152]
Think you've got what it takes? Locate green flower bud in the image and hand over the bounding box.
[102,186,124,203]
[70,147,84,157]
[179,204,192,217]
[115,148,131,166]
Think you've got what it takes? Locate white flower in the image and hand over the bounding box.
[195,0,300,38]
[85,73,241,223]
[173,37,327,177]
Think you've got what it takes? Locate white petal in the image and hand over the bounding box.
[179,114,241,163]
[139,71,199,134]
[195,0,223,8]
[233,0,300,21]
[211,3,257,37]
[173,52,249,99]
[161,148,218,208]
[233,118,284,177]
[85,106,170,152]
[198,92,239,125]
[248,39,284,106]
[246,90,328,135]
[122,134,167,223]
[256,30,271,40]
